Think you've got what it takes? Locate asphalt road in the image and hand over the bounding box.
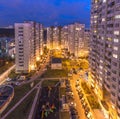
[70,74,86,119]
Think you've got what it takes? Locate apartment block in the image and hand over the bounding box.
[90,0,120,118]
[15,21,43,73]
[46,23,87,57]
[47,26,62,50]
[68,23,85,57]
[61,26,69,49]
[84,29,90,50]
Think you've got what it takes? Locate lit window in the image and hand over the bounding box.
[99,66,103,69]
[95,0,98,3]
[113,47,118,51]
[100,71,103,74]
[114,39,119,43]
[94,21,97,23]
[115,15,120,19]
[100,60,103,63]
[108,37,112,41]
[101,37,104,40]
[103,0,106,3]
[114,31,119,35]
[94,15,98,18]
[102,18,105,22]
[113,54,118,58]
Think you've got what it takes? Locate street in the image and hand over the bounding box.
[70,73,86,119]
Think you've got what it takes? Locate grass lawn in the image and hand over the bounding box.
[8,70,36,79]
[6,90,37,119]
[42,80,59,87]
[41,69,68,78]
[60,87,66,98]
[60,111,70,119]
[2,79,40,116]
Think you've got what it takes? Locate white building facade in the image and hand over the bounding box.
[15,21,43,73]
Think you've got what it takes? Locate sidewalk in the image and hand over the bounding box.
[28,82,42,119]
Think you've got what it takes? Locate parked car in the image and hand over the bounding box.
[6,77,12,82]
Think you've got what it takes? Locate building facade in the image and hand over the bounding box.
[15,21,43,73]
[47,23,86,58]
[68,23,85,57]
[47,26,62,50]
[90,0,120,118]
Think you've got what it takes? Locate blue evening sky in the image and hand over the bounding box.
[0,0,90,28]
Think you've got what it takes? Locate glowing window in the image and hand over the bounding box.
[114,31,119,35]
[113,47,118,51]
[113,54,118,58]
[114,39,119,43]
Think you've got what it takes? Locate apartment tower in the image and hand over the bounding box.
[90,0,120,118]
[15,21,43,73]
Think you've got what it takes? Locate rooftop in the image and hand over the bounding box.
[51,58,62,63]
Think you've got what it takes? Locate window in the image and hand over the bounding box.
[115,15,120,19]
[113,54,118,58]
[114,31,119,35]
[102,18,105,22]
[114,39,119,43]
[113,46,118,51]
[103,0,106,3]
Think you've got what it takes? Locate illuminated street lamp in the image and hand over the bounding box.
[30,65,35,70]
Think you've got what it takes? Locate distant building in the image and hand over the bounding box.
[61,26,68,49]
[15,21,44,73]
[67,23,85,57]
[51,58,62,69]
[0,37,8,57]
[47,26,62,50]
[84,29,90,50]
[46,23,88,57]
[8,47,15,58]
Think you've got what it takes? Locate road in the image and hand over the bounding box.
[70,74,86,119]
[0,65,15,85]
[21,53,50,86]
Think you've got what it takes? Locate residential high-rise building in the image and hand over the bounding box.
[90,0,120,118]
[84,29,90,50]
[47,23,87,57]
[61,26,69,49]
[68,23,85,57]
[0,38,8,57]
[15,21,43,73]
[47,26,62,50]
